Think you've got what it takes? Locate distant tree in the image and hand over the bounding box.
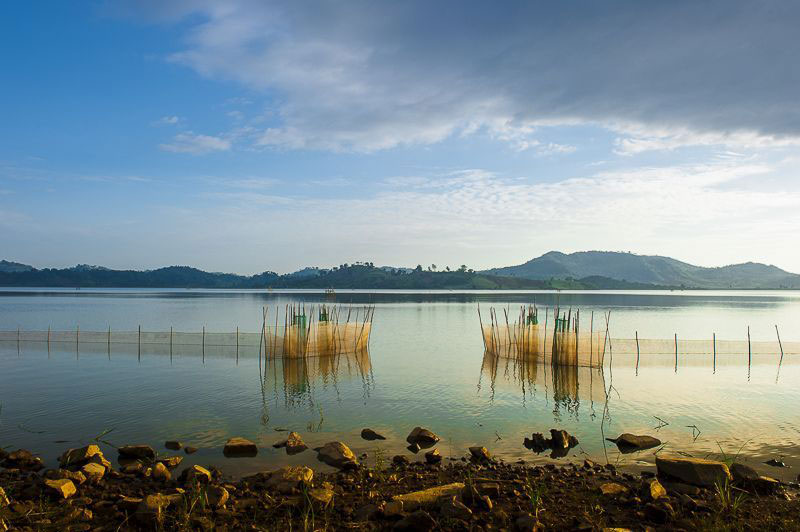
[458,264,467,272]
[430,264,437,271]
[445,266,450,272]
[414,265,423,272]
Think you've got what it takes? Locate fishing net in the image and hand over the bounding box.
[481,323,606,368]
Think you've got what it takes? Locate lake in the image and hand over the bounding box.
[1,288,798,481]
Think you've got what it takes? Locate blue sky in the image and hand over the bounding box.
[2,1,799,274]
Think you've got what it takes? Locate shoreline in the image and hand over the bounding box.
[2,433,798,531]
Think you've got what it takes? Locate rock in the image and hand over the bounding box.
[59,445,101,468]
[407,443,421,453]
[523,433,549,452]
[764,458,787,468]
[439,495,472,520]
[87,453,112,471]
[43,478,76,499]
[278,432,308,455]
[355,503,380,521]
[80,462,106,483]
[121,462,144,475]
[406,427,440,447]
[361,428,387,441]
[179,465,212,484]
[731,462,760,482]
[316,441,358,469]
[515,514,540,532]
[600,482,628,496]
[424,448,442,464]
[49,468,87,485]
[118,496,143,512]
[118,445,155,460]
[644,502,674,524]
[205,485,229,508]
[4,449,43,470]
[0,487,9,506]
[606,434,662,453]
[583,459,597,469]
[157,455,184,469]
[135,494,172,525]
[184,446,198,454]
[641,478,667,501]
[383,500,404,517]
[308,487,334,507]
[152,462,171,482]
[165,441,182,451]
[393,455,410,466]
[265,465,314,493]
[393,510,436,531]
[393,483,464,511]
[550,429,578,449]
[476,482,500,498]
[223,437,258,457]
[660,480,701,496]
[655,456,731,487]
[469,446,492,462]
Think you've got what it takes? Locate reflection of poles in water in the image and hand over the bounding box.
[775,325,784,384]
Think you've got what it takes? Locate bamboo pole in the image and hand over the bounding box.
[635,330,640,375]
[202,326,205,363]
[747,326,751,368]
[674,333,678,373]
[776,325,784,361]
[477,304,487,351]
[712,332,716,373]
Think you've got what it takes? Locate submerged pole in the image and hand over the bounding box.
[747,326,751,367]
[138,325,141,361]
[712,332,716,374]
[674,333,677,373]
[635,330,640,375]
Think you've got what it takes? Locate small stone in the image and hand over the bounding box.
[425,448,442,464]
[118,445,155,460]
[406,427,440,447]
[383,500,404,516]
[606,434,662,452]
[600,482,628,496]
[180,465,212,484]
[59,445,102,468]
[157,455,184,469]
[80,462,106,483]
[122,461,144,474]
[118,496,143,512]
[205,485,229,508]
[316,441,358,469]
[87,453,112,471]
[285,432,308,455]
[476,482,500,498]
[165,441,182,451]
[43,478,77,499]
[644,502,674,524]
[393,510,435,531]
[223,437,258,457]
[469,446,492,462]
[641,478,666,501]
[765,458,787,468]
[361,428,387,441]
[439,495,472,520]
[184,446,198,454]
[135,494,172,525]
[0,487,9,506]
[152,462,171,482]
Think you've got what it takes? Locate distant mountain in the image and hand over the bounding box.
[484,251,800,289]
[0,260,34,273]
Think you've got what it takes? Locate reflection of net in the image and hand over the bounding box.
[0,324,372,358]
[481,324,606,368]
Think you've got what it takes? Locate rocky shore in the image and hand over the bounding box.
[1,428,798,531]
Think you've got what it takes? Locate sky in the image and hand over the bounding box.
[1,1,799,275]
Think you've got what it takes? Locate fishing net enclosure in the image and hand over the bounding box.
[0,304,374,359]
[479,305,606,368]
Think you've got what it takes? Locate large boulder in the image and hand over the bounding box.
[223,437,258,457]
[406,427,440,447]
[316,441,358,469]
[656,456,731,487]
[118,445,156,460]
[607,433,662,453]
[59,445,102,468]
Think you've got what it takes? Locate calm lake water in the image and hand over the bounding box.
[1,288,798,480]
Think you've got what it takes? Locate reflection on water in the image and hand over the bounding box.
[480,351,606,422]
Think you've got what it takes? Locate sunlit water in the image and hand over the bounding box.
[0,289,798,481]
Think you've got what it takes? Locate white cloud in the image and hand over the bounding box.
[153,115,181,126]
[159,132,232,154]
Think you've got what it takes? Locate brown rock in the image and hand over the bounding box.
[118,445,155,460]
[274,432,307,455]
[469,446,492,462]
[393,482,464,511]
[316,441,358,469]
[393,455,410,466]
[425,448,442,464]
[135,494,172,525]
[523,433,549,452]
[361,428,387,441]
[180,465,212,484]
[641,478,667,501]
[184,446,198,454]
[600,482,628,496]
[157,455,184,469]
[383,500,404,516]
[59,445,102,468]
[406,427,440,446]
[205,485,229,508]
[265,465,314,493]
[549,429,578,448]
[308,487,334,507]
[439,495,472,520]
[80,462,106,483]
[87,453,112,471]
[151,462,171,482]
[43,478,77,499]
[165,441,182,450]
[223,437,258,457]
[656,456,731,487]
[606,433,661,452]
[0,487,9,506]
[117,496,142,512]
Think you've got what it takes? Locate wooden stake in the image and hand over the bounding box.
[712,332,716,373]
[635,330,640,374]
[747,326,751,368]
[674,333,678,373]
